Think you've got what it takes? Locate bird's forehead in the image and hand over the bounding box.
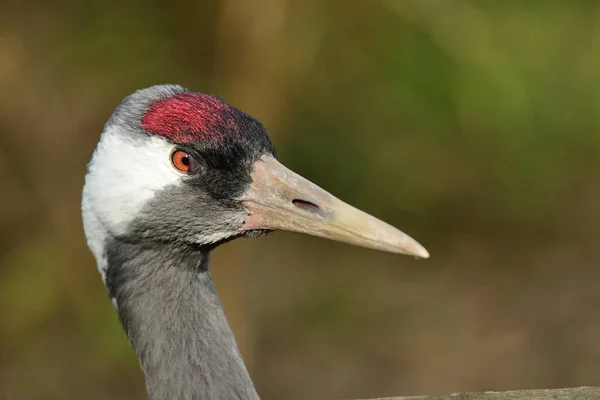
[141,92,246,144]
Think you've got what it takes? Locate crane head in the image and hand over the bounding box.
[82,85,428,282]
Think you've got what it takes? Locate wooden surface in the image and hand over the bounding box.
[359,386,600,400]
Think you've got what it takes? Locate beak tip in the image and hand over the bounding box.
[415,247,430,259]
[403,239,429,259]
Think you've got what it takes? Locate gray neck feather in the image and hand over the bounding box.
[106,240,260,400]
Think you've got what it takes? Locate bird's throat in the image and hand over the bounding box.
[105,241,260,400]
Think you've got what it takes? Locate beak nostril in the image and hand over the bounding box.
[292,199,321,214]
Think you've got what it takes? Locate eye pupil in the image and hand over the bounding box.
[181,156,189,166]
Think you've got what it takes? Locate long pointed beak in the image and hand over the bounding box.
[236,156,429,258]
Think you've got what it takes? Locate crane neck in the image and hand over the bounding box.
[105,239,259,400]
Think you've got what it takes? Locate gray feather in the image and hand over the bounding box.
[106,238,259,400]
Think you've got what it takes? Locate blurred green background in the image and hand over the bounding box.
[2,1,600,399]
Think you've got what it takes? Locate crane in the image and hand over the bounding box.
[82,84,429,400]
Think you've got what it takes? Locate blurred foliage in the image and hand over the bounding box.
[2,1,600,399]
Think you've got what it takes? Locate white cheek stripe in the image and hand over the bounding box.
[82,125,182,280]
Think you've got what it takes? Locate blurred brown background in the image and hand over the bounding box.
[2,1,600,399]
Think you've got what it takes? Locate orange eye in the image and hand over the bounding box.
[171,150,199,173]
